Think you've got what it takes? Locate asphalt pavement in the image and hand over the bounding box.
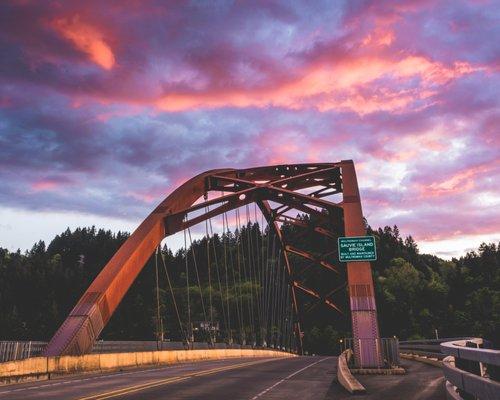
[0,356,447,400]
[326,359,446,400]
[0,356,336,400]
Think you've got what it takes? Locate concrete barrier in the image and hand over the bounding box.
[337,349,366,394]
[0,348,295,385]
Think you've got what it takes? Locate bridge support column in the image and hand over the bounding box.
[341,160,383,368]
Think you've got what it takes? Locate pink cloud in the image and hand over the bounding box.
[1,0,499,257]
[31,180,60,192]
[155,52,479,115]
[51,16,115,70]
[126,191,158,204]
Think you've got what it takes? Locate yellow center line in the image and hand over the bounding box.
[84,377,190,400]
[76,376,188,400]
[76,358,281,400]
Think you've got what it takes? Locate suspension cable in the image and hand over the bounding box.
[159,245,186,342]
[245,204,259,345]
[237,208,254,344]
[235,209,248,345]
[204,205,214,344]
[207,213,228,342]
[154,247,163,346]
[268,232,277,346]
[277,249,286,348]
[221,207,232,344]
[247,210,256,345]
[187,226,208,332]
[257,205,266,345]
[262,219,271,346]
[226,210,243,345]
[272,234,281,346]
[286,307,292,351]
[184,225,193,344]
[253,204,264,345]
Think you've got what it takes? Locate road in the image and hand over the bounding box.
[326,359,446,400]
[0,356,336,400]
[0,356,447,400]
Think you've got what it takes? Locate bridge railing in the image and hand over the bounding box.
[0,341,47,362]
[342,337,400,367]
[91,340,262,353]
[0,340,293,362]
[399,337,472,360]
[441,338,500,400]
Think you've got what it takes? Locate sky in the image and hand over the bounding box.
[0,0,499,259]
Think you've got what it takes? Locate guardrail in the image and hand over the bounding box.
[0,341,47,362]
[0,348,295,385]
[441,338,500,400]
[399,338,472,360]
[0,340,293,362]
[91,340,261,353]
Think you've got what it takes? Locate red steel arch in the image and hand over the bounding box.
[44,160,381,366]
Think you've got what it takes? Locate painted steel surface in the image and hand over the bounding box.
[44,161,381,366]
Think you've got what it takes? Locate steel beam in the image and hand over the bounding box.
[44,161,380,359]
[340,160,382,368]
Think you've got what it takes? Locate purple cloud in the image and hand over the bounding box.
[0,0,498,254]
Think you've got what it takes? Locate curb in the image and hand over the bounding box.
[337,349,366,394]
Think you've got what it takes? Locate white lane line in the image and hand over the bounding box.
[0,358,233,395]
[250,357,332,400]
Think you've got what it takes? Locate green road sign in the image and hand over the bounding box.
[338,236,377,262]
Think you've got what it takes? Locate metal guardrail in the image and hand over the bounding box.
[399,337,472,360]
[91,340,258,353]
[441,338,500,400]
[0,340,291,362]
[0,341,47,362]
[341,337,400,367]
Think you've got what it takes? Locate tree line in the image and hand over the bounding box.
[0,222,498,354]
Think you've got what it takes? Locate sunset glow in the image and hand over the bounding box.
[0,0,498,258]
[52,17,115,70]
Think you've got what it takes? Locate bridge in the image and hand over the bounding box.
[0,161,498,400]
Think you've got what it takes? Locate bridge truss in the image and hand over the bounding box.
[44,160,382,367]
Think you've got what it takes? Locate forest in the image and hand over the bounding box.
[0,218,498,355]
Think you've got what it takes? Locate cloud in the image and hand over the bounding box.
[51,16,115,70]
[155,54,479,114]
[0,0,499,257]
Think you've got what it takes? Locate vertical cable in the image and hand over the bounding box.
[222,209,232,344]
[207,214,227,342]
[226,211,243,345]
[187,226,208,335]
[245,205,258,345]
[204,206,214,344]
[237,208,254,344]
[160,247,186,342]
[235,209,248,345]
[278,250,287,349]
[254,204,264,345]
[184,225,192,344]
[154,247,162,346]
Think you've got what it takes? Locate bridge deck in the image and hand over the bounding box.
[0,356,334,400]
[0,356,445,400]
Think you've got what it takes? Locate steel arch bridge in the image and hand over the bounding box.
[44,160,381,367]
